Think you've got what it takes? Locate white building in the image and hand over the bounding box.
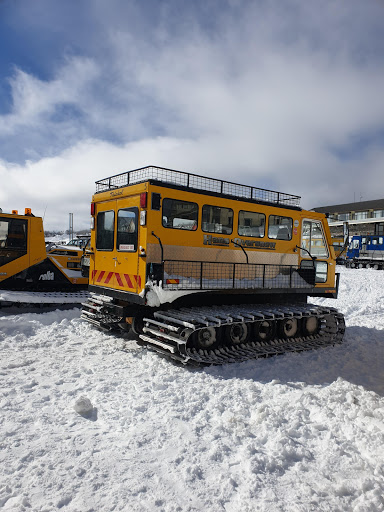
[313,199,384,237]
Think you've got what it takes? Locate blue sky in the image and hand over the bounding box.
[0,0,384,229]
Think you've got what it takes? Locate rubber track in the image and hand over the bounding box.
[139,304,345,365]
[0,290,89,309]
[81,293,123,330]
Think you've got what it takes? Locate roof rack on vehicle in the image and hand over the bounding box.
[95,165,301,207]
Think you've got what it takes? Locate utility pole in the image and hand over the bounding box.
[69,213,74,242]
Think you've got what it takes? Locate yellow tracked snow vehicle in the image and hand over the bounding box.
[0,209,88,305]
[81,166,345,364]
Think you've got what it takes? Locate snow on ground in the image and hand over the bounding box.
[1,267,384,511]
[45,235,69,245]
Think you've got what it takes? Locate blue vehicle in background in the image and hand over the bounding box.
[346,235,384,269]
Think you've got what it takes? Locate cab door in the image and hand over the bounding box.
[114,195,140,294]
[92,195,141,294]
[92,200,118,290]
[300,218,330,284]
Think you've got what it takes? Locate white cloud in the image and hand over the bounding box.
[1,0,384,229]
[2,132,384,231]
[0,137,193,230]
[0,57,99,135]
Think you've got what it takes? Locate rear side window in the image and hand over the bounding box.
[268,215,293,240]
[238,211,265,237]
[202,205,233,235]
[96,210,115,250]
[117,208,138,251]
[162,199,198,230]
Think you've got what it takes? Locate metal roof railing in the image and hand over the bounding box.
[95,165,301,207]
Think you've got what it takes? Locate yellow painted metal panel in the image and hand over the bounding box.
[90,179,336,296]
[0,214,46,283]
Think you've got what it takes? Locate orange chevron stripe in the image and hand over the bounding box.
[124,274,133,288]
[104,272,114,284]
[93,270,142,290]
[97,271,105,283]
[115,273,124,287]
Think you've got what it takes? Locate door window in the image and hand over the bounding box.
[96,210,115,250]
[301,220,329,258]
[117,208,138,251]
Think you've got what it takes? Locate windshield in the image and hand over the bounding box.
[0,217,28,267]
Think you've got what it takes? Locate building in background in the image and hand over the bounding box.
[313,199,384,237]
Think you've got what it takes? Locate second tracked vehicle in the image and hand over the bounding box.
[81,165,346,365]
[0,209,88,307]
[346,235,384,269]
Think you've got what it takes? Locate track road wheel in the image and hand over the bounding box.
[302,316,319,336]
[279,317,299,339]
[191,327,220,351]
[224,322,250,346]
[254,320,275,342]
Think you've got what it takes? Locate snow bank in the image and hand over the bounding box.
[1,267,384,511]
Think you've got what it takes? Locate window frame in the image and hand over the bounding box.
[267,215,293,241]
[300,259,328,283]
[96,210,115,251]
[0,217,28,265]
[201,204,234,235]
[237,210,266,238]
[162,198,199,231]
[355,211,369,220]
[300,218,329,259]
[117,207,139,252]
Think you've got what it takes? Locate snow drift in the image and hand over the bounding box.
[0,267,384,511]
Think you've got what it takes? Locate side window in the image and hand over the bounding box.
[162,199,198,230]
[96,210,115,250]
[268,215,293,240]
[117,208,138,251]
[202,205,233,235]
[238,211,265,238]
[0,218,28,265]
[301,220,329,258]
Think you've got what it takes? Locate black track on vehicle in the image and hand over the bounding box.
[81,295,345,365]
